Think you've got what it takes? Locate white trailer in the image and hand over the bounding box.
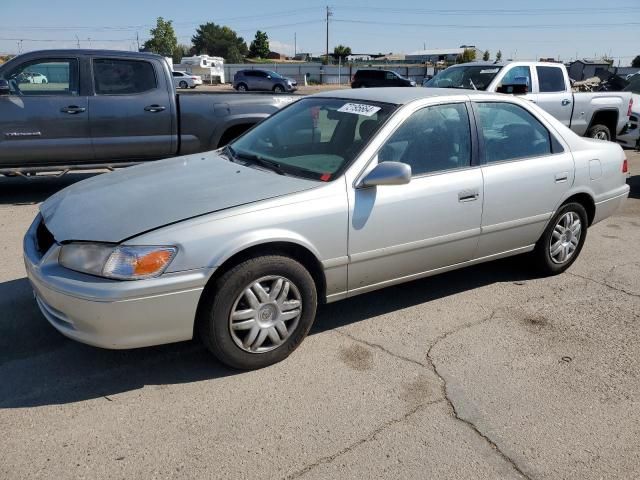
[174,55,225,84]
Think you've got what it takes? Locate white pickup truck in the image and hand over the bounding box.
[426,61,633,142]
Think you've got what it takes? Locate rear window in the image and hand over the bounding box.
[93,58,157,95]
[536,66,566,93]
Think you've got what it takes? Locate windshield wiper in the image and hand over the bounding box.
[231,148,287,176]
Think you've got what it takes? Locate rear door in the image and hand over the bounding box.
[0,56,92,167]
[534,65,573,127]
[89,56,175,161]
[473,99,574,258]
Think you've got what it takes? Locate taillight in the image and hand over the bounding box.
[628,98,634,117]
[623,158,628,173]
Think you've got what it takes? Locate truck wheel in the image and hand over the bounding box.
[586,124,611,141]
[179,81,188,89]
[198,255,318,370]
[273,84,285,93]
[236,83,248,92]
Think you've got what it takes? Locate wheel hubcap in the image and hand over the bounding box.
[593,131,608,140]
[229,276,302,353]
[549,211,582,264]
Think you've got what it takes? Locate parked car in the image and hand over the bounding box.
[351,69,416,88]
[425,61,633,141]
[172,70,202,89]
[618,74,640,150]
[18,72,48,84]
[25,88,629,369]
[0,50,295,175]
[233,69,297,93]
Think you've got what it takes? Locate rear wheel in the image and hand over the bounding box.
[179,80,188,89]
[533,202,588,275]
[198,255,317,370]
[236,83,248,92]
[586,124,611,141]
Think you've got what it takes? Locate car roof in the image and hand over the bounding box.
[8,49,165,60]
[312,87,487,105]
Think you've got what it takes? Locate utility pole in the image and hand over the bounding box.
[294,32,296,57]
[75,35,80,48]
[325,6,332,64]
[136,32,140,51]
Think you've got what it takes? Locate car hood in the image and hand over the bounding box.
[40,152,318,243]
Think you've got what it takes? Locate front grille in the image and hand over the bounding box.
[36,220,55,254]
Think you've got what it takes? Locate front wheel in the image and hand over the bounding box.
[273,84,285,93]
[586,124,611,141]
[533,202,588,275]
[198,255,318,369]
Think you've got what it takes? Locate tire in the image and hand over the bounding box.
[533,202,588,275]
[236,83,248,92]
[198,255,318,370]
[179,81,188,89]
[273,84,285,93]
[586,124,611,141]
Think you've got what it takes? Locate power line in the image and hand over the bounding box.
[333,18,640,29]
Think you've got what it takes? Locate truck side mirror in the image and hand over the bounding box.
[497,78,529,95]
[0,79,10,96]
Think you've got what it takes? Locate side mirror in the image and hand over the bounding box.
[267,75,272,79]
[0,80,10,96]
[359,161,411,187]
[496,79,529,95]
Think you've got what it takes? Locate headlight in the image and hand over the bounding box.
[59,243,177,280]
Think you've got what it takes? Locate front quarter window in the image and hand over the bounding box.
[229,98,396,180]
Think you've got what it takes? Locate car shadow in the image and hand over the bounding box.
[0,171,101,205]
[627,173,640,199]
[0,257,537,408]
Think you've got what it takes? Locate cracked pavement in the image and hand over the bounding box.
[1,151,639,479]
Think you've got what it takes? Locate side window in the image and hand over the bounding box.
[172,71,181,77]
[476,102,553,163]
[385,72,396,80]
[379,103,472,176]
[93,59,157,95]
[498,66,532,91]
[7,59,79,96]
[536,66,566,93]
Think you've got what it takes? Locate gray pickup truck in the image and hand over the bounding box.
[426,61,633,142]
[0,50,296,175]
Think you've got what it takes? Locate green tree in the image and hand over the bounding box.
[142,17,177,57]
[482,50,490,61]
[248,30,270,58]
[333,44,352,61]
[172,44,192,64]
[457,48,477,64]
[632,55,640,68]
[496,50,502,61]
[191,22,248,61]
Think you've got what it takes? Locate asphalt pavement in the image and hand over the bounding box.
[1,151,638,479]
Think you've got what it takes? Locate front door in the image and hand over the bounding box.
[534,65,573,127]
[347,102,483,294]
[473,100,574,258]
[89,57,174,161]
[0,57,92,167]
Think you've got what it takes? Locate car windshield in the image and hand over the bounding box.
[425,65,502,90]
[623,75,640,94]
[266,71,283,78]
[229,97,397,181]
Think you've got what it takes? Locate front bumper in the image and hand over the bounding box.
[23,217,211,349]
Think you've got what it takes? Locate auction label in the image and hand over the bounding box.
[338,103,381,117]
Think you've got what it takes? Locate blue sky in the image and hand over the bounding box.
[1,0,638,64]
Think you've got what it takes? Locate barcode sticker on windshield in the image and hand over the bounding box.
[338,103,381,117]
[479,68,499,74]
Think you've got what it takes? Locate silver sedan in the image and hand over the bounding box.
[24,88,630,369]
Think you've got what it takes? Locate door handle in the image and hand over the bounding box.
[458,189,480,202]
[60,105,86,114]
[555,172,569,183]
[561,99,571,106]
[144,104,166,113]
